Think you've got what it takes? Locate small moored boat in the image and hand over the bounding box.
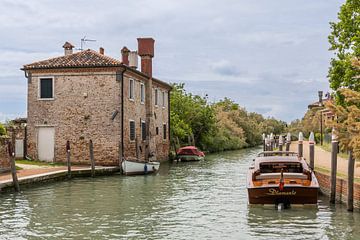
[176,146,205,161]
[121,159,160,175]
[247,151,319,206]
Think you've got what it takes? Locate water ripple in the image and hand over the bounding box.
[0,147,360,239]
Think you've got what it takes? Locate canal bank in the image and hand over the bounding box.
[0,147,359,239]
[290,141,360,209]
[0,166,120,192]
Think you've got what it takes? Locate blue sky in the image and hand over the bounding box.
[0,0,343,122]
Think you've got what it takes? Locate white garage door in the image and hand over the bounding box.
[15,139,24,159]
[38,127,55,162]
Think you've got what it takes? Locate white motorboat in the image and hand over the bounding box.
[121,159,160,175]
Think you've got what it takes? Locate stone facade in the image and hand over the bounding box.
[0,137,11,173]
[24,49,171,166]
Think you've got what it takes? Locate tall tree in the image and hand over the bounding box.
[326,88,360,160]
[328,0,360,102]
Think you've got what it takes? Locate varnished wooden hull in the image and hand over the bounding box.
[247,186,318,205]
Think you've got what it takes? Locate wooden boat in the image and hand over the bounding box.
[176,146,205,161]
[121,159,160,175]
[247,151,319,206]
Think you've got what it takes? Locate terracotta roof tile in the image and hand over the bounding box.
[23,49,122,70]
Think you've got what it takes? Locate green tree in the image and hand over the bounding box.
[0,123,6,136]
[326,88,360,160]
[170,83,216,150]
[328,0,360,102]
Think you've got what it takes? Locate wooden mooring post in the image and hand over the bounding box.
[298,132,303,158]
[278,135,283,152]
[89,139,95,177]
[8,132,20,192]
[347,150,355,211]
[66,140,71,179]
[330,129,338,204]
[285,132,291,152]
[262,133,266,151]
[309,132,315,170]
[269,133,274,151]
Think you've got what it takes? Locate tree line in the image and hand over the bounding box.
[170,83,286,153]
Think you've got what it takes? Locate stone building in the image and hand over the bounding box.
[0,137,11,173]
[22,38,171,165]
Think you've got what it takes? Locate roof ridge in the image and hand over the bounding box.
[23,49,122,69]
[85,49,122,64]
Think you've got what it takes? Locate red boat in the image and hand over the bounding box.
[176,146,205,161]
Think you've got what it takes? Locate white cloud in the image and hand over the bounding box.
[0,0,342,121]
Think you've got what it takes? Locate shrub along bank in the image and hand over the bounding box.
[170,83,287,153]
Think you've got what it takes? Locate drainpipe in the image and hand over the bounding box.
[23,70,31,159]
[168,88,171,147]
[117,68,126,166]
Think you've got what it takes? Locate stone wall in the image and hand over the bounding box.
[27,67,170,165]
[316,171,360,209]
[152,81,170,161]
[123,72,147,161]
[27,68,121,165]
[0,137,10,173]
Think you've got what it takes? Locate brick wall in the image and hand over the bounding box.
[27,69,121,165]
[0,137,10,173]
[27,67,170,165]
[315,171,360,209]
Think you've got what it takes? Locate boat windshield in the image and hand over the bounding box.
[259,162,303,173]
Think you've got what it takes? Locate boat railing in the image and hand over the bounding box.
[255,172,308,180]
[257,151,298,157]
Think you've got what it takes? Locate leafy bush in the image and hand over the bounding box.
[0,124,6,136]
[170,84,287,152]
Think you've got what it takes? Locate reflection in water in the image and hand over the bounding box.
[0,147,359,239]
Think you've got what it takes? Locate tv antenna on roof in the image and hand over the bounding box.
[79,36,96,51]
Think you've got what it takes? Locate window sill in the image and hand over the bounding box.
[129,98,135,102]
[140,101,145,105]
[38,98,55,101]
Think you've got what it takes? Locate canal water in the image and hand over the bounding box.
[0,147,359,240]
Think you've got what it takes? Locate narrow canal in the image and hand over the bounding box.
[0,147,359,239]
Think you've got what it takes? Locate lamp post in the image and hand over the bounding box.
[318,91,323,146]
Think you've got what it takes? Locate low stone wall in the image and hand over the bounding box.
[0,137,11,173]
[316,171,360,209]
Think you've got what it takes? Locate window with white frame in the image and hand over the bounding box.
[129,120,135,141]
[39,77,54,99]
[129,79,134,100]
[155,88,158,106]
[140,83,145,103]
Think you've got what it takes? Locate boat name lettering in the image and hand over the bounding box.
[266,188,296,195]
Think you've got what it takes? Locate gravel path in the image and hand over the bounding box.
[290,141,360,178]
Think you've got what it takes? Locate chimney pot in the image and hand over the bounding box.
[121,46,130,65]
[99,47,104,55]
[129,51,138,69]
[137,38,155,77]
[63,41,74,56]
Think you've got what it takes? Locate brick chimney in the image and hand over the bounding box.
[63,42,74,56]
[121,46,130,65]
[137,38,154,77]
[99,47,104,55]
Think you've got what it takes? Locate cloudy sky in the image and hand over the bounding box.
[0,0,343,122]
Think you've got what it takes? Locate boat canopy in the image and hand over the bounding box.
[177,146,205,156]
